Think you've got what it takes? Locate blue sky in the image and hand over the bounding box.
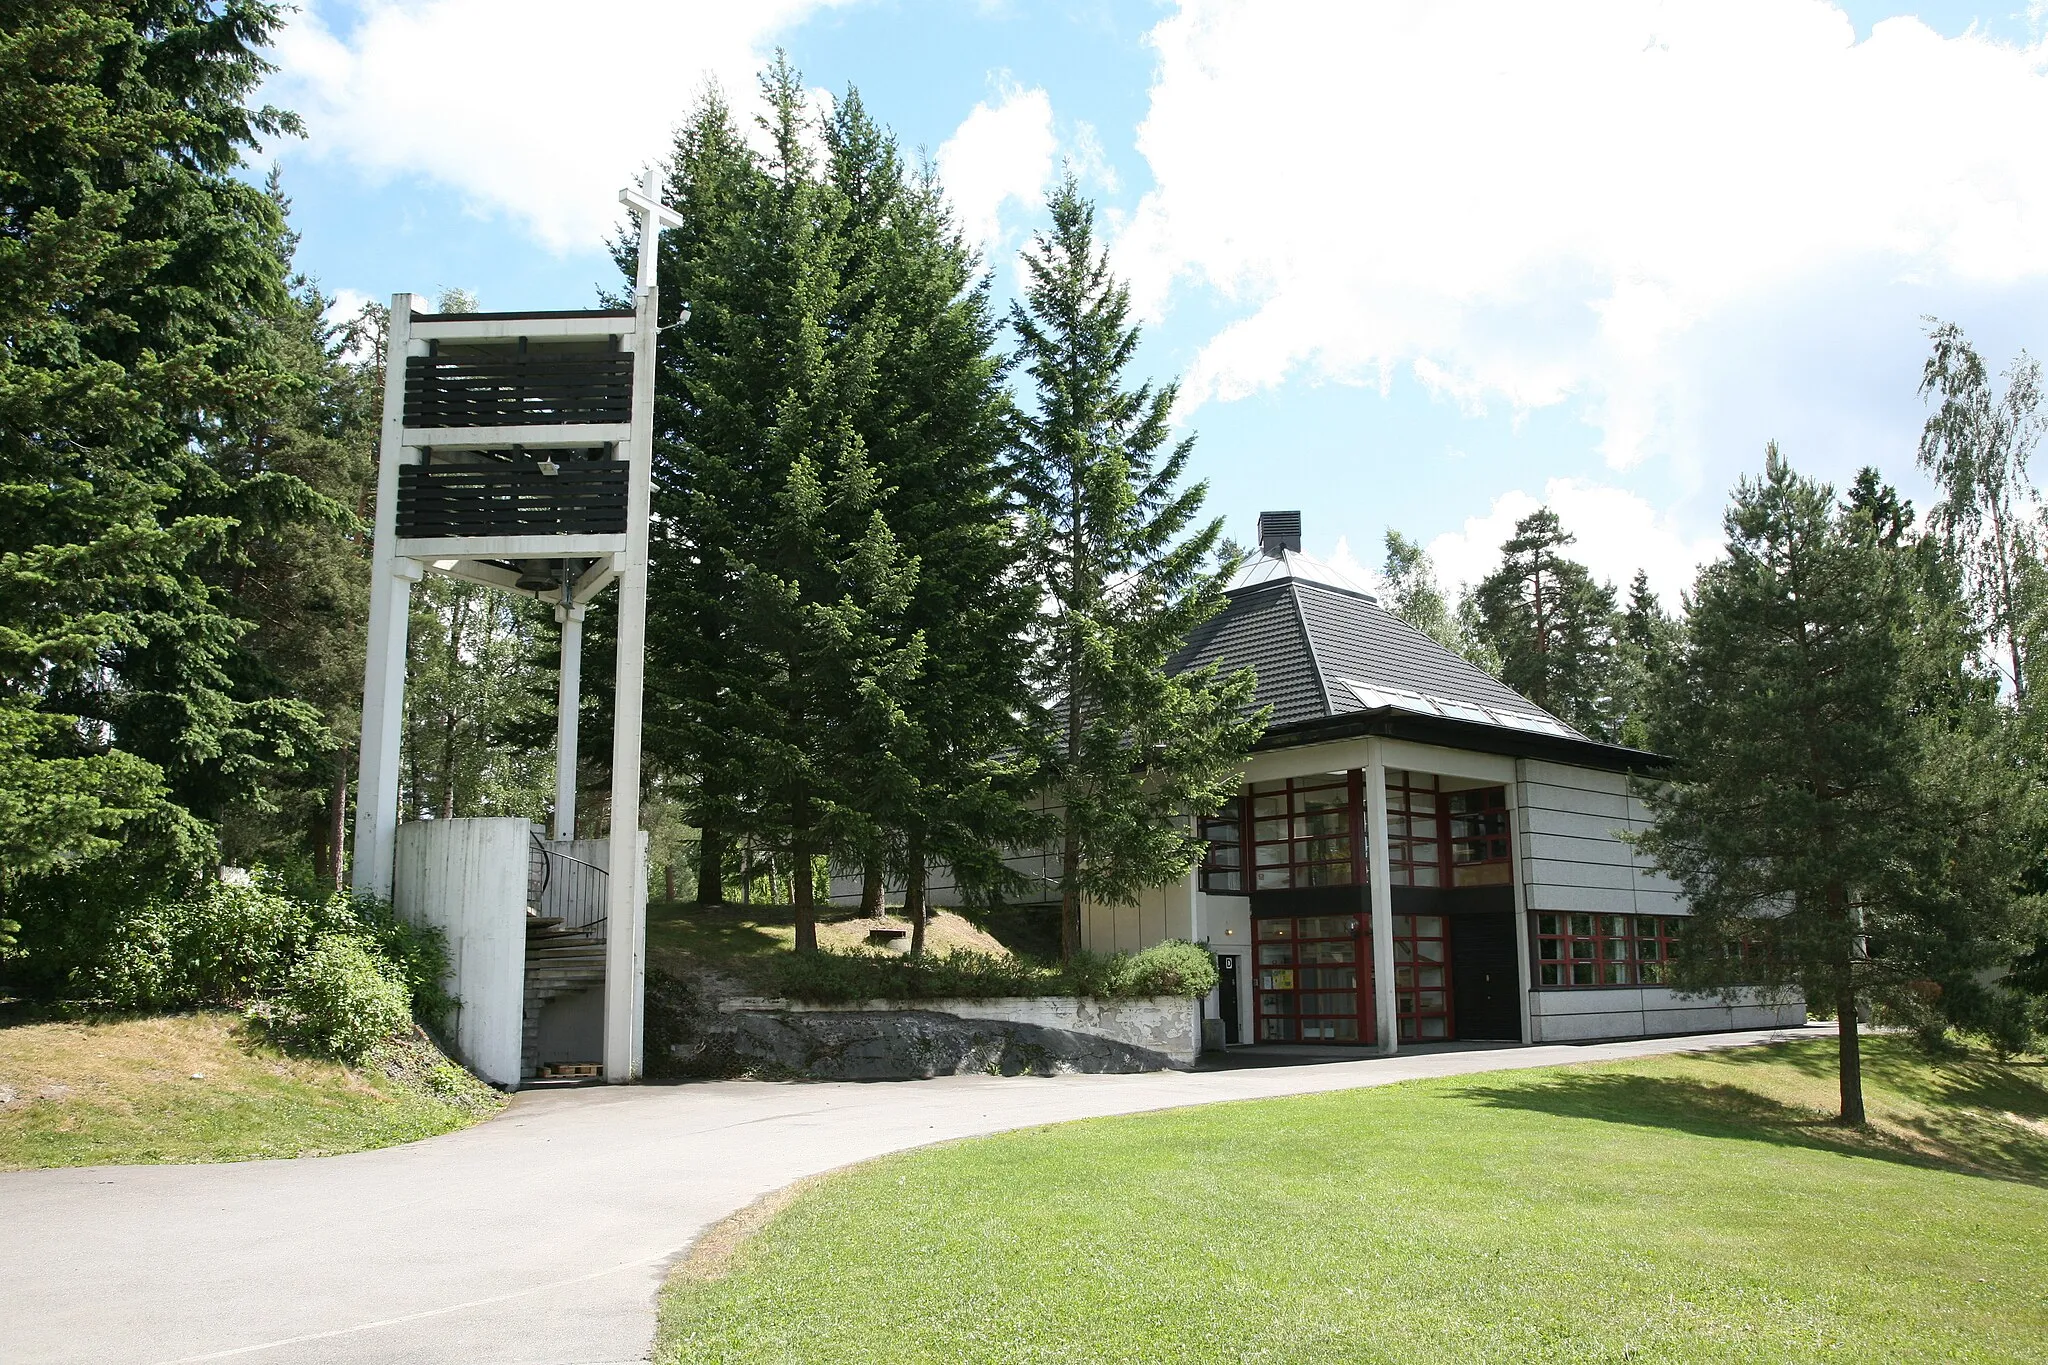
[263,1,2048,603]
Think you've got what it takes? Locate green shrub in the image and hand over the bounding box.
[763,941,1218,1004]
[1107,940,1219,998]
[90,875,312,1009]
[267,935,413,1062]
[310,891,453,1027]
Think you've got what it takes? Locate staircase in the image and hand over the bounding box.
[521,914,606,1081]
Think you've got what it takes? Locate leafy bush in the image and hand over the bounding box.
[265,935,413,1062]
[310,891,453,1027]
[1104,940,1219,998]
[89,876,312,1009]
[52,873,449,1040]
[763,940,1219,1004]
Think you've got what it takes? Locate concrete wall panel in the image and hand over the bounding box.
[395,818,527,1087]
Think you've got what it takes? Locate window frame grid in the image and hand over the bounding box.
[1533,912,1684,987]
[1245,776,1359,892]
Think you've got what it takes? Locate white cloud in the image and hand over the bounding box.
[936,83,1057,260]
[1426,480,1723,606]
[267,1,832,251]
[1122,1,2048,470]
[324,287,378,363]
[1324,533,1376,592]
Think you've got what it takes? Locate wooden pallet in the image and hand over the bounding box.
[540,1063,604,1079]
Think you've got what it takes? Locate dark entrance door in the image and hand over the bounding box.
[1451,912,1520,1040]
[1216,954,1242,1045]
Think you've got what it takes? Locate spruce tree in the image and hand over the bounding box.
[824,94,1038,955]
[698,61,925,952]
[641,88,763,907]
[1610,570,1681,749]
[1013,175,1263,963]
[1469,508,1618,736]
[1,2,336,966]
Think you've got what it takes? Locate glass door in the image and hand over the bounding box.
[1253,914,1372,1044]
[1392,913,1453,1041]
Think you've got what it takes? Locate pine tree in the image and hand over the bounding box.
[1379,530,1461,653]
[1013,175,1264,963]
[1469,508,1618,736]
[1638,448,2036,1123]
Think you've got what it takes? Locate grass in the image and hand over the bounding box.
[647,900,1210,1004]
[0,1011,504,1171]
[645,900,1032,983]
[657,1034,2048,1363]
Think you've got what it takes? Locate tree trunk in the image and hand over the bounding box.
[1836,978,1866,1126]
[697,829,725,906]
[1060,820,1082,964]
[325,756,349,891]
[792,850,817,951]
[791,787,817,952]
[437,595,468,819]
[906,833,928,958]
[860,854,885,917]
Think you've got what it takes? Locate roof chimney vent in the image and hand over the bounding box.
[1256,510,1302,556]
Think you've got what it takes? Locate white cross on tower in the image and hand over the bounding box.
[619,166,685,295]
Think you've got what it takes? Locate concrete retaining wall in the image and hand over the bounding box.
[1529,985,1805,1042]
[721,994,1201,1067]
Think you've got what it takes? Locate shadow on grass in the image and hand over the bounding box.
[1450,1044,2048,1188]
[952,903,1061,963]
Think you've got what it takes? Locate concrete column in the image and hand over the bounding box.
[1365,740,1397,1054]
[552,602,586,842]
[602,281,658,1082]
[351,295,421,901]
[1508,758,1535,1045]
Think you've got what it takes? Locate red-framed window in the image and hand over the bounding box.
[1202,774,1511,894]
[1392,913,1452,1039]
[1254,914,1371,1043]
[1385,770,1442,887]
[1447,786,1512,887]
[1200,797,1245,894]
[1534,913,1682,986]
[1248,776,1358,890]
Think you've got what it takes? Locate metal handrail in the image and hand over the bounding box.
[530,839,610,936]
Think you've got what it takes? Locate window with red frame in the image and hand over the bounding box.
[1446,786,1512,886]
[1247,777,1356,890]
[1384,770,1441,887]
[1534,913,1683,986]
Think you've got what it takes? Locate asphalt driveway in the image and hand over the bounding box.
[0,1024,1820,1365]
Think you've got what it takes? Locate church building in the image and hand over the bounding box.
[1095,510,1800,1049]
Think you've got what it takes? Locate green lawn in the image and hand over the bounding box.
[658,1035,2048,1363]
[645,900,1060,984]
[0,1011,503,1170]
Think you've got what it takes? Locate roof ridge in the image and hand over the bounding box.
[1287,581,1338,718]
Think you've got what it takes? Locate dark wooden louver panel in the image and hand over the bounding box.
[403,353,632,427]
[397,463,630,538]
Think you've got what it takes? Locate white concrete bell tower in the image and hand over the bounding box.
[352,172,682,1084]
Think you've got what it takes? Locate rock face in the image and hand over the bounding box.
[644,967,1195,1081]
